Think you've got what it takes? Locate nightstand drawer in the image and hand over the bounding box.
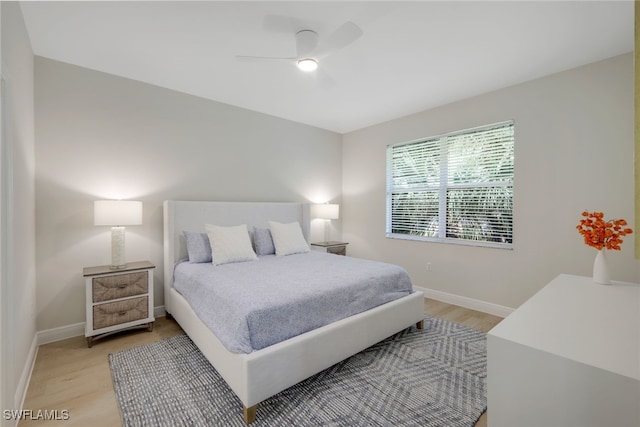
[92,271,148,302]
[311,242,348,256]
[93,296,148,329]
[326,245,346,256]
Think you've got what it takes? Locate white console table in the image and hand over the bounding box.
[487,274,639,427]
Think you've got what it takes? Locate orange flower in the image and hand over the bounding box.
[576,211,633,251]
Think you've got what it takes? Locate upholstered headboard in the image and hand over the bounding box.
[162,200,310,314]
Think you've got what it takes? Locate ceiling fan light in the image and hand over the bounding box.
[297,58,318,72]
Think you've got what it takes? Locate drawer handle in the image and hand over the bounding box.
[118,311,126,316]
[117,284,127,289]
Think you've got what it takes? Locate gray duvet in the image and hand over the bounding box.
[173,251,413,353]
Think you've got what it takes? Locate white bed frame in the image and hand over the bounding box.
[163,200,425,423]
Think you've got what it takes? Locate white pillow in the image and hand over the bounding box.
[268,221,310,256]
[205,224,257,265]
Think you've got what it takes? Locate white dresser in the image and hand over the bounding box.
[487,274,639,427]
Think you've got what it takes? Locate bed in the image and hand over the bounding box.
[163,200,425,423]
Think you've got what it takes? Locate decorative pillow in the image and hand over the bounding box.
[253,227,276,256]
[205,224,257,266]
[268,221,310,256]
[183,231,212,263]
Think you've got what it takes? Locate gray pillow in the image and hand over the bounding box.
[184,231,212,263]
[253,227,275,255]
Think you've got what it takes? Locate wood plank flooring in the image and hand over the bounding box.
[19,299,502,426]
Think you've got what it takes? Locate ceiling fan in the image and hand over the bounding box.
[236,21,363,73]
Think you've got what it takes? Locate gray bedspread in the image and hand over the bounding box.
[173,251,413,354]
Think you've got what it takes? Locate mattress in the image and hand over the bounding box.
[173,251,413,353]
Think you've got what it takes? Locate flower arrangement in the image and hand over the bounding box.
[576,211,633,251]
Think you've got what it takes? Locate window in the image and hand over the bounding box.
[386,121,514,249]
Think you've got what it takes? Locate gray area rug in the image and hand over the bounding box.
[109,315,487,426]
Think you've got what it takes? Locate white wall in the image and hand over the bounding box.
[343,53,636,310]
[0,1,37,419]
[29,45,638,333]
[34,58,342,331]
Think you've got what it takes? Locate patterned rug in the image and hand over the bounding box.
[109,316,487,426]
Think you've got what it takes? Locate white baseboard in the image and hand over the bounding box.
[14,333,38,417]
[37,306,168,346]
[154,305,166,318]
[37,322,85,346]
[414,286,514,318]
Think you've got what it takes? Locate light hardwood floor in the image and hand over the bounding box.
[19,299,502,426]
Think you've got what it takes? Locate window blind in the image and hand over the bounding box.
[386,121,514,248]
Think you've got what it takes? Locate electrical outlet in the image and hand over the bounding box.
[426,262,432,271]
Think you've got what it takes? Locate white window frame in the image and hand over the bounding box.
[386,121,514,249]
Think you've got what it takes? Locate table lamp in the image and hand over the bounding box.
[94,200,142,269]
[311,203,339,243]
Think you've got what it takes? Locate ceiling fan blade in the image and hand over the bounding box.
[315,21,363,58]
[316,67,336,88]
[299,65,335,89]
[236,55,295,62]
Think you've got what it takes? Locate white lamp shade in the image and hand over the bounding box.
[311,203,339,220]
[94,200,143,226]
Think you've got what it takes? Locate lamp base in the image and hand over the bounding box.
[324,219,331,243]
[111,226,127,270]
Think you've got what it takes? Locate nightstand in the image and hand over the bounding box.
[83,261,155,348]
[310,241,349,256]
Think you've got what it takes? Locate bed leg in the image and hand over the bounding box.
[243,405,257,424]
[416,320,424,330]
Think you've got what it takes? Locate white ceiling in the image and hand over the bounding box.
[20,1,634,134]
